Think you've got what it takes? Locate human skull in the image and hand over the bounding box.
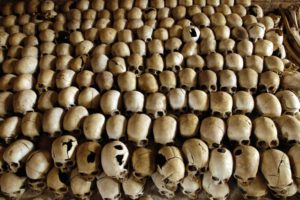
[26,150,52,192]
[13,89,37,114]
[237,39,253,57]
[3,139,34,173]
[0,92,13,118]
[256,93,282,118]
[0,74,16,92]
[164,37,182,53]
[182,25,200,42]
[200,116,226,149]
[218,70,237,94]
[117,72,137,92]
[214,25,230,40]
[95,71,114,92]
[245,55,264,73]
[167,88,187,114]
[165,52,184,72]
[83,113,105,141]
[261,149,293,192]
[153,115,177,145]
[233,145,260,185]
[46,167,69,199]
[233,91,254,115]
[265,29,283,50]
[181,41,198,58]
[21,111,42,140]
[130,39,146,56]
[200,38,217,55]
[127,114,151,146]
[63,106,89,134]
[97,173,122,200]
[218,39,236,55]
[151,171,177,199]
[227,115,252,145]
[199,70,217,93]
[178,113,199,138]
[127,54,144,76]
[238,68,258,94]
[0,116,21,144]
[247,23,265,42]
[258,71,280,94]
[275,115,300,145]
[206,52,224,72]
[145,92,166,118]
[78,87,100,110]
[210,91,233,118]
[238,174,268,199]
[70,168,93,200]
[265,56,284,75]
[202,171,230,200]
[179,174,202,199]
[209,147,233,184]
[108,57,127,76]
[131,148,155,181]
[253,116,279,149]
[106,114,127,140]
[288,144,300,184]
[76,141,101,181]
[51,135,78,172]
[255,39,274,57]
[159,70,177,93]
[156,146,185,186]
[182,138,209,175]
[42,107,64,137]
[36,69,55,94]
[186,55,205,72]
[122,175,146,199]
[100,90,121,116]
[188,90,210,115]
[276,90,300,115]
[147,39,164,55]
[0,172,26,199]
[55,69,76,89]
[138,73,159,94]
[12,74,35,92]
[101,141,129,181]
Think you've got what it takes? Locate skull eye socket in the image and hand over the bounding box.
[241,140,250,145]
[59,187,68,192]
[91,171,98,175]
[212,143,220,148]
[37,182,45,188]
[234,149,242,156]
[257,141,267,148]
[114,145,123,150]
[217,148,226,153]
[55,162,63,167]
[66,160,74,166]
[212,176,219,181]
[133,172,143,178]
[248,177,255,181]
[11,162,19,168]
[188,165,197,172]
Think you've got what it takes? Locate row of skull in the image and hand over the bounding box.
[1,137,300,200]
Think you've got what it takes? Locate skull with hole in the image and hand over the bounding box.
[237,39,253,57]
[178,68,197,91]
[127,113,151,146]
[13,89,37,114]
[76,141,101,181]
[233,91,254,115]
[147,39,164,55]
[21,111,42,140]
[276,90,300,115]
[3,139,34,173]
[182,138,209,175]
[188,90,210,116]
[199,70,217,93]
[42,107,64,138]
[180,174,202,199]
[258,71,280,94]
[0,172,26,199]
[46,167,69,199]
[200,38,217,55]
[127,54,144,76]
[70,168,92,200]
[209,147,233,184]
[97,173,122,200]
[83,113,105,141]
[275,115,300,145]
[202,171,230,200]
[0,116,21,144]
[26,150,52,193]
[219,39,236,55]
[101,141,129,181]
[233,145,260,186]
[156,146,185,188]
[145,92,166,118]
[165,52,184,72]
[132,147,155,180]
[106,114,127,141]
[261,149,293,193]
[153,115,177,145]
[210,91,233,118]
[219,70,237,94]
[182,25,200,42]
[253,116,279,149]
[256,93,282,118]
[227,115,252,145]
[151,171,177,199]
[238,68,258,94]
[146,53,164,75]
[117,71,137,92]
[122,175,146,199]
[200,116,225,149]
[238,174,268,200]
[100,90,121,116]
[178,113,199,138]
[51,135,78,172]
[159,70,177,93]
[63,106,88,135]
[168,88,187,114]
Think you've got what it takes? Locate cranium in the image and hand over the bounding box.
[127,54,144,76]
[132,147,155,180]
[180,175,202,199]
[186,55,205,72]
[276,90,300,115]
[237,39,253,57]
[218,39,235,55]
[227,115,252,145]
[167,88,187,114]
[210,91,233,118]
[47,167,69,199]
[258,71,280,94]
[122,175,146,199]
[218,70,237,94]
[199,70,217,93]
[275,115,300,145]
[0,116,21,144]
[127,113,151,146]
[264,56,284,74]
[256,93,282,117]
[159,70,177,93]
[245,55,264,73]
[0,172,26,199]
[117,71,137,92]
[63,106,89,134]
[165,52,184,72]
[97,173,122,200]
[202,171,230,200]
[238,68,258,94]
[145,92,166,118]
[106,114,127,140]
[21,111,42,140]
[178,114,199,138]
[238,174,268,199]
[138,73,159,94]
[100,90,121,116]
[151,171,177,199]
[146,53,164,74]
[70,168,93,200]
[188,90,209,115]
[153,115,177,145]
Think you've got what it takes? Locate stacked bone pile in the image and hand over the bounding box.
[1,0,300,199]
